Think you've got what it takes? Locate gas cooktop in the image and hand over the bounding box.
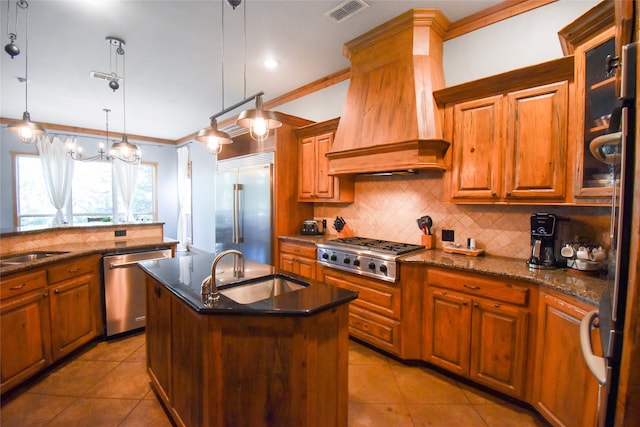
[325,237,425,256]
[317,237,425,282]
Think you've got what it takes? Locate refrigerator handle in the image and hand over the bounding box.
[580,309,607,385]
[233,183,244,243]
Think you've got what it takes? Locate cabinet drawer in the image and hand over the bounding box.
[322,269,401,319]
[428,268,529,306]
[280,241,316,259]
[1,271,47,300]
[48,257,95,283]
[349,305,400,355]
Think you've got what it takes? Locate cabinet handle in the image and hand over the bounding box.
[473,302,479,307]
[463,284,480,290]
[491,192,497,197]
[440,291,447,295]
[506,192,512,197]
[463,301,468,306]
[494,304,501,308]
[54,288,61,294]
[67,268,80,274]
[43,292,49,298]
[9,283,26,290]
[154,285,162,297]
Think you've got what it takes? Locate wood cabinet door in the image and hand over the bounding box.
[298,136,316,199]
[423,287,471,377]
[297,257,317,280]
[314,132,335,199]
[49,274,97,360]
[1,290,51,393]
[470,299,528,398]
[533,293,599,427]
[146,277,172,405]
[505,81,568,200]
[450,95,503,200]
[280,253,298,275]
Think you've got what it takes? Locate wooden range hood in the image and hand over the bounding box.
[328,9,451,175]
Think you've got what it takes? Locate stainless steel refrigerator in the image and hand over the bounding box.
[215,152,274,265]
[581,41,637,426]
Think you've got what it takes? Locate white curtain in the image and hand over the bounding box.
[176,145,192,251]
[36,135,75,226]
[114,159,139,222]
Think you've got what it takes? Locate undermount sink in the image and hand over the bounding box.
[0,251,68,267]
[218,275,307,304]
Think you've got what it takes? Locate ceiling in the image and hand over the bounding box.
[0,0,503,142]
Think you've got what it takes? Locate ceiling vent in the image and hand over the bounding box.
[325,0,369,23]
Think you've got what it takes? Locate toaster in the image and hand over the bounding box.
[301,220,325,235]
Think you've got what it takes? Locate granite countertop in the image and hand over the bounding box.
[402,250,607,305]
[0,237,178,275]
[279,234,607,306]
[139,251,357,316]
[0,221,166,238]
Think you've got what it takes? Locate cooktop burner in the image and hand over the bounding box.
[327,237,425,255]
[317,237,425,282]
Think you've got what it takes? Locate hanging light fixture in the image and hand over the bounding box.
[107,36,141,164]
[195,0,232,155]
[5,0,45,143]
[234,0,281,142]
[67,108,111,161]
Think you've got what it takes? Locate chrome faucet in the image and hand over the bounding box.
[201,249,244,305]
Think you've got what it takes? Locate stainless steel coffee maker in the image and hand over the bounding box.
[527,213,560,269]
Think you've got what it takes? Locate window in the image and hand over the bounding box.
[15,154,157,227]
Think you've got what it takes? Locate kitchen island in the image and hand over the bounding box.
[139,251,357,427]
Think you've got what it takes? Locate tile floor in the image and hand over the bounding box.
[1,332,549,426]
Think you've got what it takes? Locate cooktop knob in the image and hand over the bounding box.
[343,257,350,264]
[322,252,329,259]
[368,262,376,270]
[380,264,388,273]
[353,259,360,267]
[330,254,337,261]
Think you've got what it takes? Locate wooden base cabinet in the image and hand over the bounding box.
[0,255,101,394]
[423,268,530,399]
[319,264,422,359]
[278,239,317,280]
[532,292,600,427]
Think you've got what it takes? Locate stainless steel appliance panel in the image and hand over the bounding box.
[215,152,274,265]
[581,41,637,426]
[103,248,172,337]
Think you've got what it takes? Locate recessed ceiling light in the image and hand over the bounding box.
[262,58,280,70]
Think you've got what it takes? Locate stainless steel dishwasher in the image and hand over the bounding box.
[103,248,172,337]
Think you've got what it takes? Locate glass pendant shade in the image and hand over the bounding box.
[7,111,46,143]
[236,95,282,142]
[195,118,232,154]
[110,135,141,164]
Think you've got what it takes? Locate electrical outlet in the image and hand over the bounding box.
[115,230,127,237]
[441,229,455,242]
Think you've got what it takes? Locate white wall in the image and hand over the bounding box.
[443,0,600,86]
[188,140,218,252]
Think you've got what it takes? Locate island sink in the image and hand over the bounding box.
[218,274,307,304]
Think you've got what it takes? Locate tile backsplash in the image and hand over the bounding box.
[314,172,611,260]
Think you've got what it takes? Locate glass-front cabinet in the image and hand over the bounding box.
[559,1,616,203]
[581,35,617,196]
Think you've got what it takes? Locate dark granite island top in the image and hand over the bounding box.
[138,251,357,315]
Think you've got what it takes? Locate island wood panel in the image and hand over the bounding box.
[145,278,171,407]
[146,275,350,427]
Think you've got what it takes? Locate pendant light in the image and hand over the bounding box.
[107,36,141,164]
[234,0,281,142]
[6,0,45,143]
[195,0,232,154]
